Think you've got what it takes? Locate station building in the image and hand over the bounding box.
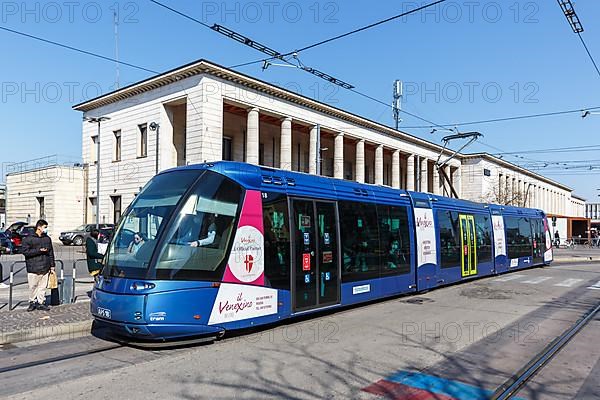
[10,59,579,238]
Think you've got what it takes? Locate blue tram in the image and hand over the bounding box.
[91,161,553,342]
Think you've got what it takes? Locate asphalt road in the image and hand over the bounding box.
[1,261,599,399]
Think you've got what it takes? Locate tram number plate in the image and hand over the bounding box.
[97,307,112,319]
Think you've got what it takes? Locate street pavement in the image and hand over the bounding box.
[0,261,598,399]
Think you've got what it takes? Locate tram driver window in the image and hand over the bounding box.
[155,172,243,280]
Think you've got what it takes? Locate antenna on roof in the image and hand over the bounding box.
[114,10,120,89]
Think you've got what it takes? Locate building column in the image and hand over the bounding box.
[420,158,428,193]
[309,125,319,175]
[279,117,292,171]
[355,140,365,183]
[334,132,344,179]
[432,165,440,195]
[391,150,401,189]
[375,145,384,185]
[406,154,415,191]
[246,107,260,165]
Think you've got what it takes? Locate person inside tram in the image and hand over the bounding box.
[127,232,146,255]
[190,214,218,248]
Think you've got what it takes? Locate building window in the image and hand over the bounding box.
[90,135,98,164]
[89,197,97,223]
[36,197,45,219]
[222,137,233,161]
[111,195,122,224]
[484,168,491,176]
[138,124,148,158]
[113,130,122,161]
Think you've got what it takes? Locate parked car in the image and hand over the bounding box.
[5,221,27,235]
[9,225,36,253]
[59,224,114,246]
[98,226,115,243]
[0,232,13,254]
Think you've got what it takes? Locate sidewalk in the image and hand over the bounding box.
[0,302,92,345]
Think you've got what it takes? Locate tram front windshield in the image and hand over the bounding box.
[104,170,243,280]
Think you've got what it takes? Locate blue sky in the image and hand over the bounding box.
[1,1,599,200]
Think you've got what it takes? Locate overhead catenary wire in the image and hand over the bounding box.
[0,25,158,74]
[229,0,447,69]
[576,32,600,79]
[401,106,600,129]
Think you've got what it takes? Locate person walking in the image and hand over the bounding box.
[21,219,55,311]
[86,228,104,279]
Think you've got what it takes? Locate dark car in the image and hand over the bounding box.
[60,224,114,246]
[0,232,13,254]
[5,221,27,234]
[9,225,36,253]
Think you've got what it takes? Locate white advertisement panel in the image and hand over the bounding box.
[491,215,506,257]
[208,283,278,325]
[414,208,437,267]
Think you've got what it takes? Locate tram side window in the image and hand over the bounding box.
[262,193,291,290]
[339,201,380,282]
[437,210,461,268]
[506,217,533,259]
[474,214,493,263]
[377,205,411,275]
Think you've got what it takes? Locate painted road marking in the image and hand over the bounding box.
[362,370,525,400]
[494,274,526,282]
[521,276,551,284]
[587,281,600,290]
[553,278,583,287]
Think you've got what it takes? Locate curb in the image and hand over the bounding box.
[0,319,93,346]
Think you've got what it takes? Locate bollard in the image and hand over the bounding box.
[72,262,77,303]
[8,268,13,310]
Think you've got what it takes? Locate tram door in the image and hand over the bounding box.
[290,199,340,311]
[459,214,478,277]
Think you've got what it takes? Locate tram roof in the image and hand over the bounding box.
[166,161,545,216]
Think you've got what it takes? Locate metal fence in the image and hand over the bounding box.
[4,259,96,311]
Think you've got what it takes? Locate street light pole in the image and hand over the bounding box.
[84,116,110,229]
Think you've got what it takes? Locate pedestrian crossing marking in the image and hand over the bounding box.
[554,278,583,287]
[587,281,600,290]
[494,274,526,282]
[521,277,552,284]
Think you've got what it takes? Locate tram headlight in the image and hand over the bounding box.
[130,282,156,291]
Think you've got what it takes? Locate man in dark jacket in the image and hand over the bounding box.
[21,219,55,311]
[86,228,104,278]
